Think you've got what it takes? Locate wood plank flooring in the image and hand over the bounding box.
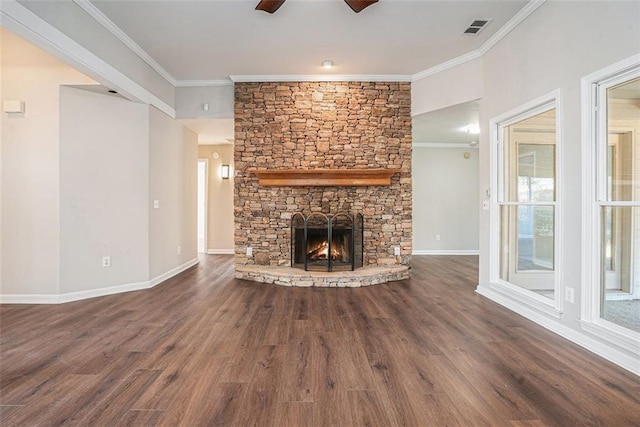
[1,255,639,426]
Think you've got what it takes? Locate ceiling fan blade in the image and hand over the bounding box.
[255,0,286,14]
[344,0,378,13]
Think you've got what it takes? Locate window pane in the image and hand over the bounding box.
[606,78,639,202]
[502,109,556,202]
[603,203,614,271]
[600,206,640,333]
[500,205,555,299]
[517,144,555,202]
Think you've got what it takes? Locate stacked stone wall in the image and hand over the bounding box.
[234,82,412,267]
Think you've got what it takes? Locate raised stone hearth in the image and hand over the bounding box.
[235,265,410,287]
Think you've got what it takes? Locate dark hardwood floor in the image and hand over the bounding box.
[1,255,639,426]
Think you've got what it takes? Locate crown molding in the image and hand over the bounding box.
[411,50,482,81]
[0,0,175,117]
[411,0,546,82]
[175,79,234,87]
[72,0,178,86]
[413,142,479,149]
[229,74,413,83]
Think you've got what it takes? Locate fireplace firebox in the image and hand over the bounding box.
[291,212,363,272]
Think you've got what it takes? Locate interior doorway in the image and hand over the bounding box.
[197,159,208,254]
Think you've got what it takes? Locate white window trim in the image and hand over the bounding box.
[489,90,564,318]
[581,54,640,355]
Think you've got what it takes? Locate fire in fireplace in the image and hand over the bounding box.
[291,212,363,272]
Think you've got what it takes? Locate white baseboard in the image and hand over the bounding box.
[412,250,480,255]
[0,258,199,305]
[476,284,640,377]
[206,249,235,255]
[0,280,151,304]
[58,281,152,304]
[0,294,64,304]
[149,258,199,287]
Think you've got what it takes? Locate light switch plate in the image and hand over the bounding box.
[3,100,24,113]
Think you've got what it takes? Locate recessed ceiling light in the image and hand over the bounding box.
[466,124,480,134]
[322,60,334,69]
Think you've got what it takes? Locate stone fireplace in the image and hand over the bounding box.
[233,81,412,286]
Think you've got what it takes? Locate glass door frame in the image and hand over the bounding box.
[489,90,564,318]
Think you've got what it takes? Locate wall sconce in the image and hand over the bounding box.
[221,164,230,179]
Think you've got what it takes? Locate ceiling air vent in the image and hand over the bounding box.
[464,19,491,35]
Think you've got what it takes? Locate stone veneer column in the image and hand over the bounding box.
[234,82,412,268]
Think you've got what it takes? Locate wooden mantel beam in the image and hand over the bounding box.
[248,168,402,187]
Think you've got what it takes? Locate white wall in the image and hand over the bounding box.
[0,37,2,293]
[1,29,199,301]
[59,87,149,293]
[476,1,640,369]
[1,29,4,293]
[149,106,198,279]
[412,58,483,116]
[479,0,640,299]
[1,29,95,296]
[413,147,479,253]
[198,145,234,252]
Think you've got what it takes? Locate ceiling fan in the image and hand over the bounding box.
[256,0,378,14]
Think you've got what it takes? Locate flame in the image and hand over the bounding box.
[308,240,341,261]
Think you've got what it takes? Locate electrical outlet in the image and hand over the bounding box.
[435,234,441,241]
[394,246,401,256]
[177,246,181,255]
[102,256,111,267]
[153,200,160,209]
[565,286,574,304]
[246,246,253,256]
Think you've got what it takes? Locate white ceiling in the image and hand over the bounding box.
[412,100,479,144]
[91,0,529,81]
[80,1,530,145]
